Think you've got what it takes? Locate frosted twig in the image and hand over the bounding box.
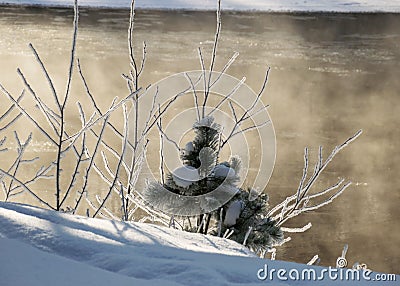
[158,114,165,184]
[196,215,206,233]
[143,85,191,135]
[205,0,222,103]
[0,90,24,122]
[269,248,277,260]
[63,92,139,144]
[243,226,253,246]
[62,0,79,109]
[0,84,57,145]
[77,58,135,153]
[219,68,270,149]
[60,103,88,208]
[210,51,239,88]
[198,47,207,118]
[307,255,320,265]
[230,119,270,138]
[224,229,234,239]
[184,72,201,121]
[128,0,138,88]
[281,222,312,233]
[155,121,181,152]
[228,101,238,122]
[217,207,223,237]
[3,132,33,201]
[140,86,159,139]
[73,112,110,213]
[85,192,108,219]
[209,0,221,73]
[138,41,147,77]
[273,237,292,248]
[267,130,362,227]
[28,43,60,111]
[0,168,55,210]
[0,113,22,133]
[93,104,129,217]
[208,76,246,117]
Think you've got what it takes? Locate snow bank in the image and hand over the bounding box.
[0,0,400,12]
[0,202,398,286]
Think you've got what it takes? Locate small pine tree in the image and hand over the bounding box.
[144,116,283,249]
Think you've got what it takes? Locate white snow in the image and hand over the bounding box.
[224,200,243,227]
[1,0,400,12]
[184,141,194,154]
[213,164,236,179]
[172,165,200,188]
[0,202,398,286]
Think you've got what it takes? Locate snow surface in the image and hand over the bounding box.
[0,0,400,12]
[0,202,398,285]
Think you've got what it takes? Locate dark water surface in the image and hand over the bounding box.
[0,6,399,273]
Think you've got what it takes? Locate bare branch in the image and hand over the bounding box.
[0,167,55,210]
[0,84,57,145]
[73,106,111,213]
[62,0,79,109]
[210,51,239,88]
[281,222,312,233]
[138,41,147,77]
[0,90,24,121]
[28,43,61,111]
[157,110,165,184]
[17,68,59,135]
[207,0,222,86]
[268,130,362,228]
[0,113,22,133]
[184,72,201,121]
[208,76,246,117]
[63,92,140,144]
[93,104,129,217]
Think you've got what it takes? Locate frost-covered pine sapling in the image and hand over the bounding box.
[144,115,242,234]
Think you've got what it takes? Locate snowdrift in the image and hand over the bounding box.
[0,202,397,285]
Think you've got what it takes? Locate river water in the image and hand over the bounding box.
[0,6,399,274]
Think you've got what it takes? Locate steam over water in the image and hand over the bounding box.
[0,6,399,273]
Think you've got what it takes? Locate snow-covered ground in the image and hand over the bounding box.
[0,0,400,12]
[0,202,398,286]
